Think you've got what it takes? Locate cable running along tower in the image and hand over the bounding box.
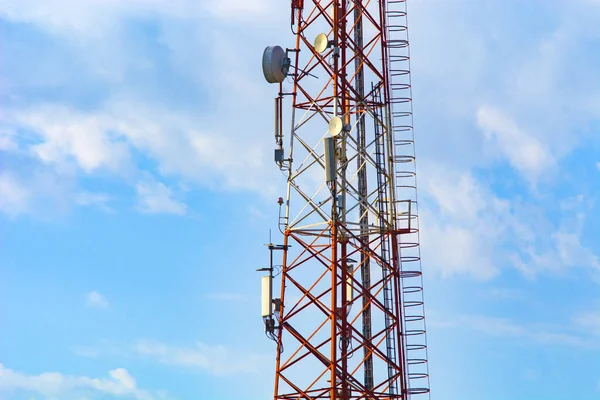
[260,1,429,399]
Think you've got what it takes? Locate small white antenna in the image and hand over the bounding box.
[314,33,329,53]
[329,116,343,136]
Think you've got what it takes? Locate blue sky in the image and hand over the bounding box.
[0,1,599,399]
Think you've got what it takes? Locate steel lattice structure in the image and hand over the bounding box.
[261,1,430,399]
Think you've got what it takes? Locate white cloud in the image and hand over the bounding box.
[418,160,599,280]
[70,346,102,358]
[202,0,274,20]
[75,192,113,212]
[86,291,108,309]
[418,162,506,280]
[513,210,600,278]
[430,313,599,349]
[0,0,280,218]
[531,331,597,348]
[134,340,269,376]
[109,368,136,390]
[482,287,524,301]
[421,217,498,280]
[0,0,274,33]
[421,168,486,221]
[553,230,600,270]
[0,172,30,217]
[477,105,555,183]
[0,363,155,400]
[204,292,247,302]
[407,1,600,174]
[1,0,597,283]
[0,0,282,201]
[0,168,80,219]
[71,342,124,359]
[0,0,188,37]
[460,315,526,337]
[4,100,277,196]
[10,106,131,174]
[574,311,600,336]
[0,132,18,151]
[136,180,186,215]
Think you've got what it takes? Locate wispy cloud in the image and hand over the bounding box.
[477,105,555,184]
[0,172,30,217]
[71,338,269,377]
[133,340,269,376]
[71,345,102,358]
[0,0,275,38]
[430,312,600,350]
[0,363,159,400]
[202,0,274,20]
[75,191,113,212]
[482,287,524,301]
[0,132,18,151]
[574,311,600,336]
[419,160,599,280]
[71,341,123,359]
[204,292,248,302]
[513,209,600,278]
[86,290,108,309]
[10,106,132,174]
[136,180,186,216]
[0,0,199,37]
[4,101,277,196]
[419,163,500,280]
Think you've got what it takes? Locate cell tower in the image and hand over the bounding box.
[259,1,430,399]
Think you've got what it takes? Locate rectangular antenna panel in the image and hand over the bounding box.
[346,265,353,303]
[324,137,336,183]
[261,276,272,317]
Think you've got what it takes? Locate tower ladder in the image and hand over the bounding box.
[384,0,431,397]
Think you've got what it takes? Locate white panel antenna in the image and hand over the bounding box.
[261,275,272,317]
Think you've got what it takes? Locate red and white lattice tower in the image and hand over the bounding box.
[260,1,430,399]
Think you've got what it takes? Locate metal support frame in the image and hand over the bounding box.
[265,1,430,399]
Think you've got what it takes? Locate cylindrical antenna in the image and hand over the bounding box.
[261,276,272,317]
[274,96,285,165]
[274,97,280,144]
[346,264,354,305]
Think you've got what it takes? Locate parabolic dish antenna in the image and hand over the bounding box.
[262,45,289,84]
[314,33,328,53]
[329,116,343,136]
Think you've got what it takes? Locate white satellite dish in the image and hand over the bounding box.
[262,46,289,84]
[329,116,343,136]
[314,33,328,53]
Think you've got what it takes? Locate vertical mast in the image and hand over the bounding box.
[353,0,374,391]
[260,1,430,399]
